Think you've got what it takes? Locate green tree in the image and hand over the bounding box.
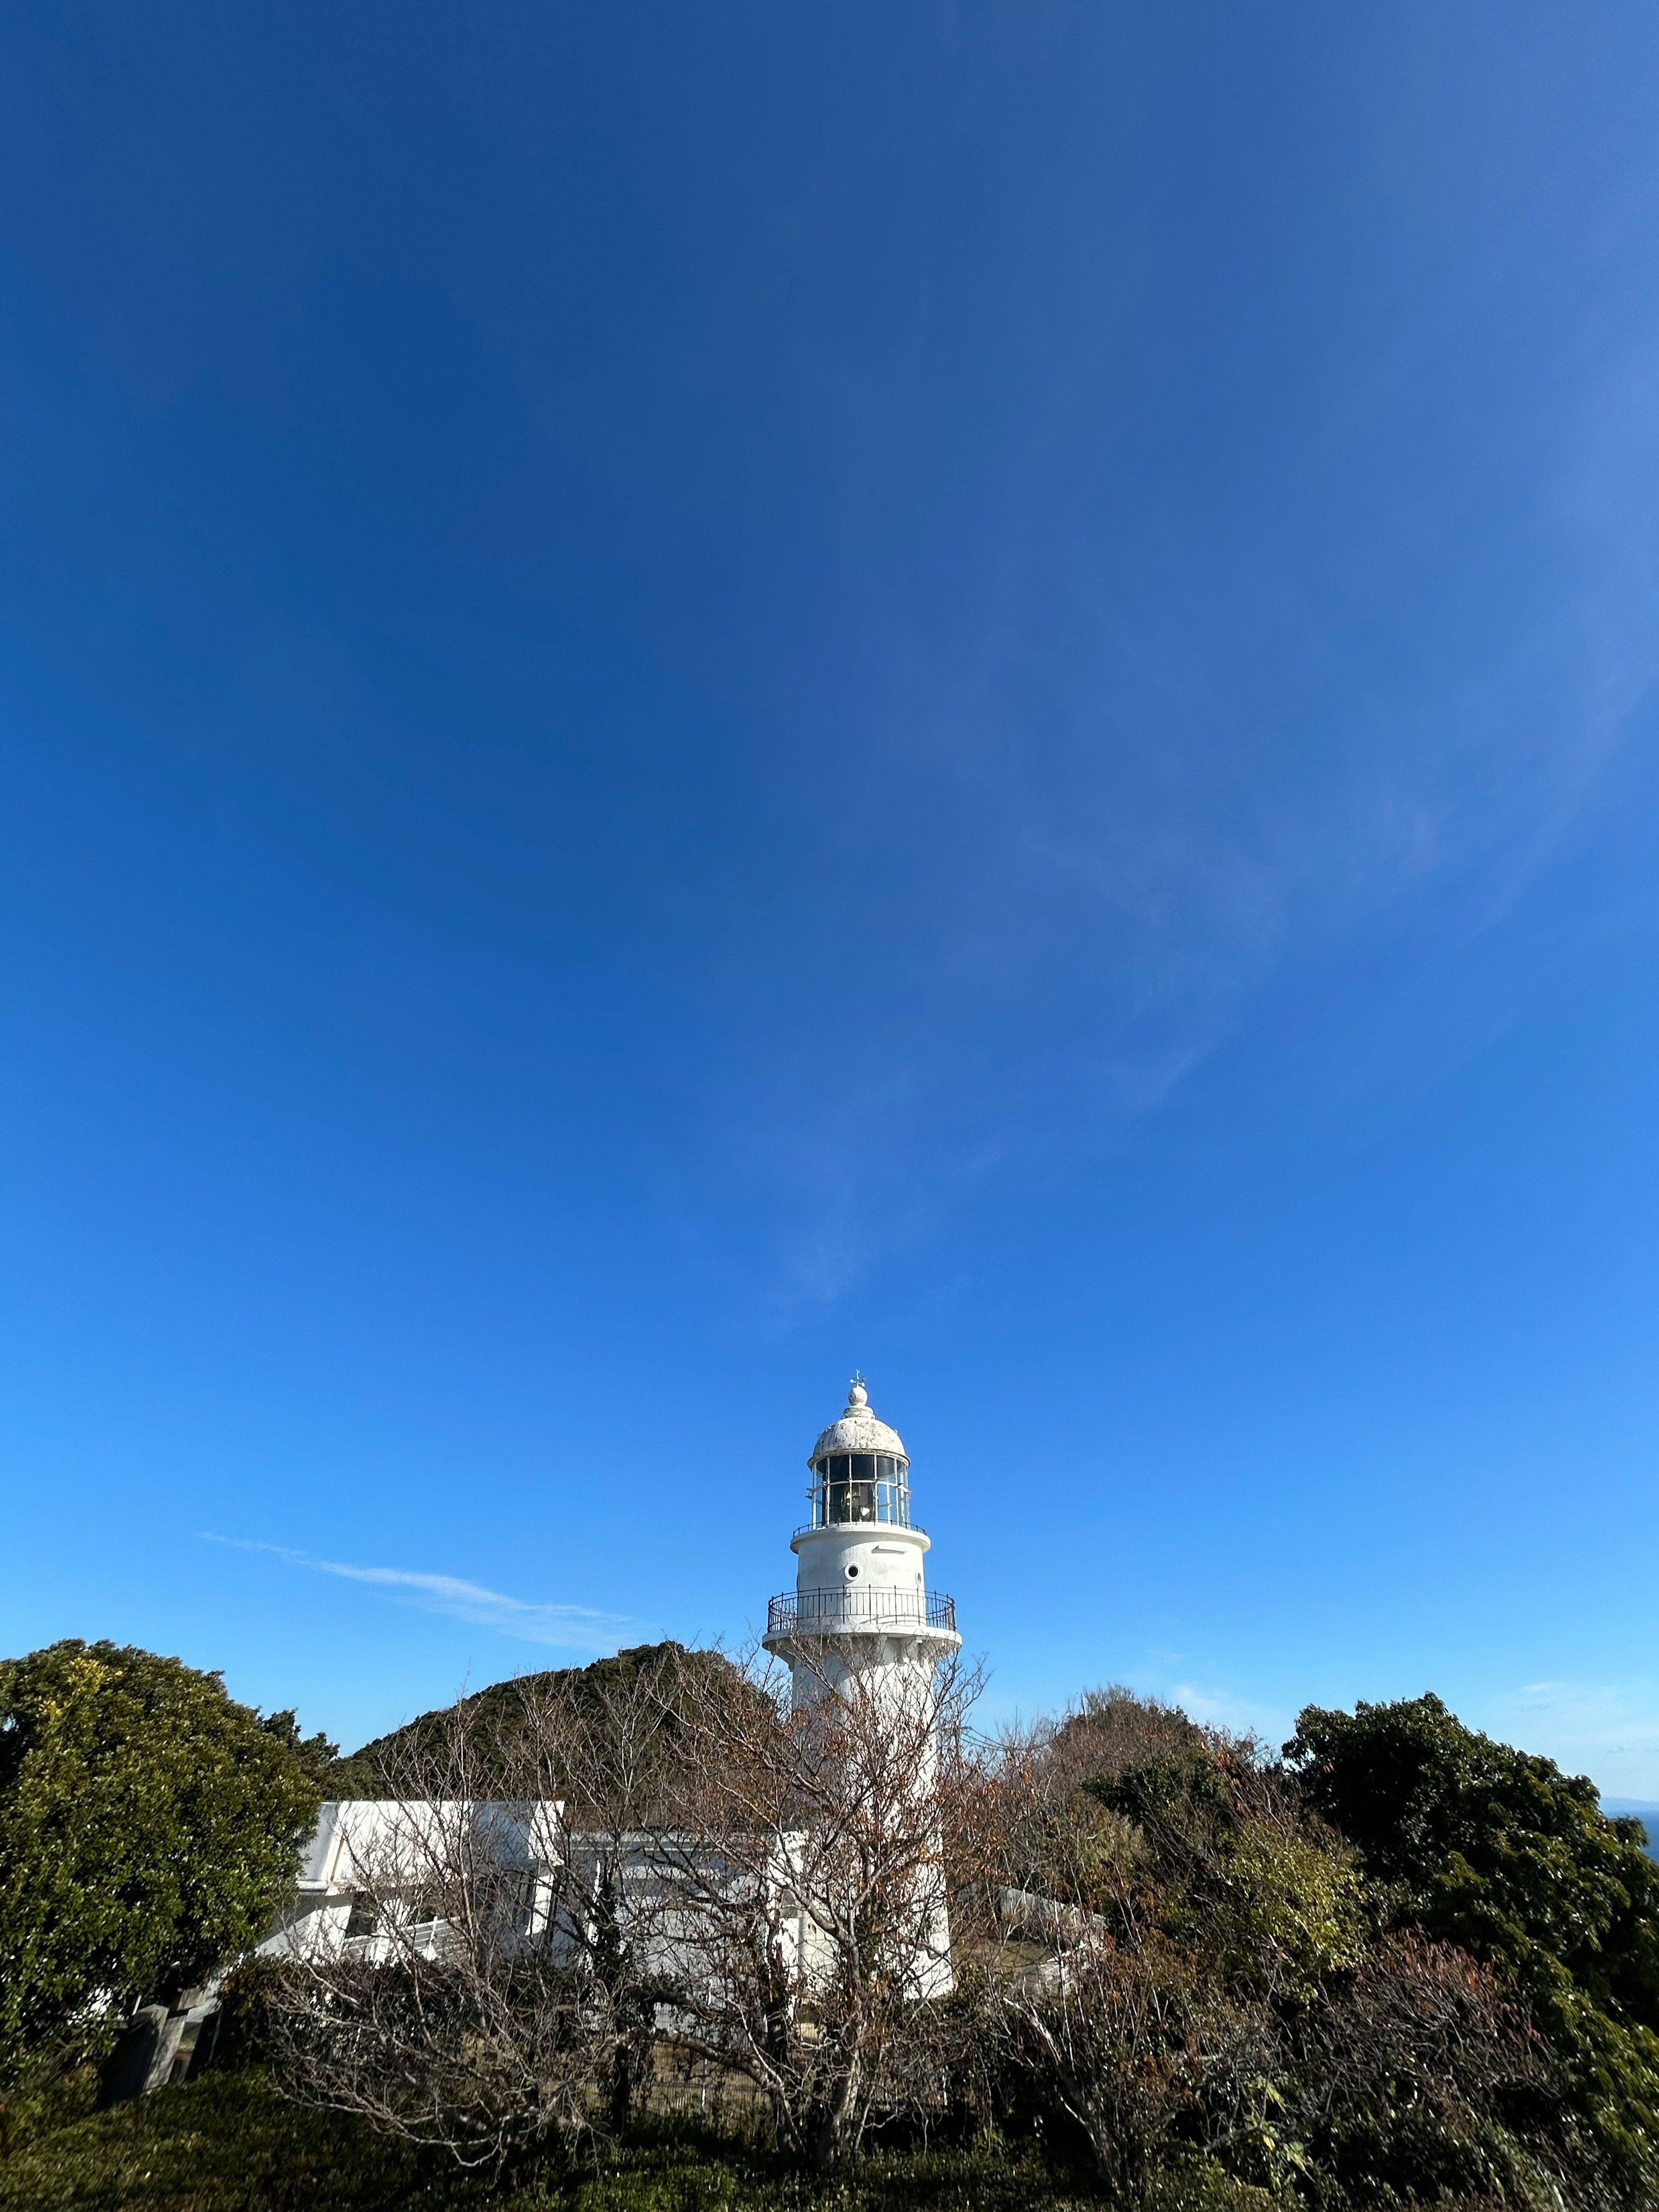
[1289,1692,1659,2199]
[322,1639,747,1799]
[0,1640,324,2091]
[983,1702,1564,2206]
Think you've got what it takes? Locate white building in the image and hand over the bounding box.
[267,1797,563,1961]
[267,1378,958,1991]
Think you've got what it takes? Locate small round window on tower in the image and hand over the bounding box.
[845,1564,859,1578]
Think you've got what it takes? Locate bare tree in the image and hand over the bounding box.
[960,1718,1234,2195]
[272,1641,989,2176]
[1290,1932,1567,2206]
[271,1654,686,2171]
[647,1643,983,2171]
[506,1646,689,2133]
[964,1707,1571,2208]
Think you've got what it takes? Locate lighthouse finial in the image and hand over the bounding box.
[847,1371,868,1409]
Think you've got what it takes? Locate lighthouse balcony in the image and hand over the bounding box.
[766,1588,957,1637]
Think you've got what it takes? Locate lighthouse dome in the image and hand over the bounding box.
[809,1377,908,1466]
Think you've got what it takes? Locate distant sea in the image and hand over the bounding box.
[1602,1801,1659,1856]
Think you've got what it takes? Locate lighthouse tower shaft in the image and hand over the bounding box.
[762,1378,960,2001]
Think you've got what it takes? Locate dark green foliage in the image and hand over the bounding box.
[1279,1931,1568,2208]
[259,1712,341,1793]
[200,1956,294,2073]
[988,1692,1579,2207]
[1289,1693,1659,2200]
[0,2067,1157,2212]
[0,2068,448,2212]
[1287,1695,1659,2021]
[0,1641,323,2091]
[0,2064,99,2161]
[324,1642,744,1804]
[1087,1748,1240,1876]
[1049,1686,1211,1784]
[18,1647,1659,2210]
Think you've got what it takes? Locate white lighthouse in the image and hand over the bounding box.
[762,1376,960,1705]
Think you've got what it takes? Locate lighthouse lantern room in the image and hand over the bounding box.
[763,1377,960,1698]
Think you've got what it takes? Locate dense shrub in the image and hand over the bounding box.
[1290,1694,1659,2201]
[0,1641,324,2093]
[0,2066,1157,2212]
[200,1956,295,2074]
[30,1646,1658,2212]
[973,1691,1587,2207]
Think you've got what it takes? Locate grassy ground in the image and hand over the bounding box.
[0,2069,1143,2212]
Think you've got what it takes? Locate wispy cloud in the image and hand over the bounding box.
[1481,1678,1659,1801]
[1166,1679,1296,1751]
[200,1535,650,1654]
[713,334,1659,1315]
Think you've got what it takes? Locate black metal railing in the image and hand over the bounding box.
[792,1520,929,1544]
[766,1589,957,1637]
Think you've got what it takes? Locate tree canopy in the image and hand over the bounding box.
[0,1640,326,2089]
[322,1640,754,1807]
[1289,1692,1659,2193]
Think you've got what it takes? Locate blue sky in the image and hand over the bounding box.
[4,0,1659,1792]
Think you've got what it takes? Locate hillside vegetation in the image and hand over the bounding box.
[6,1641,1659,2208]
[0,2067,1154,2212]
[321,1643,740,1803]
